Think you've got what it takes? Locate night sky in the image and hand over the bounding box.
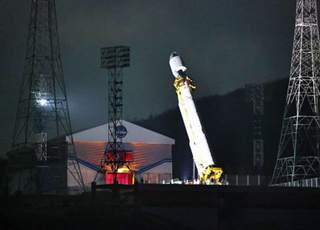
[0,0,301,156]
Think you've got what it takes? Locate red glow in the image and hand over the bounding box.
[106,173,133,185]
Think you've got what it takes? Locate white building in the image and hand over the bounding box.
[68,120,175,189]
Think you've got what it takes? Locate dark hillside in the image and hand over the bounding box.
[135,78,288,179]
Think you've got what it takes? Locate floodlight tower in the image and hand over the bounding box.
[3,0,85,194]
[99,46,131,183]
[271,0,320,186]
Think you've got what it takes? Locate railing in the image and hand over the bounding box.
[273,177,320,188]
[221,174,270,186]
[136,173,172,184]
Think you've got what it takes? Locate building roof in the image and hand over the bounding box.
[71,120,175,145]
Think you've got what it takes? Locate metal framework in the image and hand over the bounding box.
[271,0,320,185]
[3,0,85,194]
[245,84,265,167]
[97,46,131,182]
[245,84,265,116]
[253,139,264,167]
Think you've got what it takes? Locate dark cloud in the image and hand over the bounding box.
[0,0,300,156]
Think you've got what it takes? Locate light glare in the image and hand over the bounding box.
[39,99,47,106]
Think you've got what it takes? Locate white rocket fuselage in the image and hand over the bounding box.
[176,78,215,176]
[169,52,215,178]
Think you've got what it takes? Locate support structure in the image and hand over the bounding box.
[3,0,85,194]
[245,84,265,168]
[271,0,320,186]
[97,46,132,184]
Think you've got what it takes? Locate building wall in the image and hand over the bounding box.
[129,143,171,170]
[73,141,172,171]
[73,141,105,166]
[67,163,105,188]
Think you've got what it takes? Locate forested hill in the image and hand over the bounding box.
[134,78,288,179]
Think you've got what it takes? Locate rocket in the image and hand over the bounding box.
[169,52,187,78]
[169,52,222,184]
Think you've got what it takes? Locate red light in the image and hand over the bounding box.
[106,173,133,185]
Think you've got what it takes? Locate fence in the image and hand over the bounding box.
[116,173,320,187]
[136,174,270,186]
[136,173,172,184]
[221,174,270,186]
[273,177,320,188]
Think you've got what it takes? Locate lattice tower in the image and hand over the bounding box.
[97,46,130,183]
[2,0,85,194]
[245,84,265,168]
[271,0,320,185]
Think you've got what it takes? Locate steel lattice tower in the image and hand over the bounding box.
[271,0,320,186]
[3,0,85,194]
[97,46,130,183]
[245,83,265,168]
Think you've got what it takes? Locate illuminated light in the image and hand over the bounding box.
[117,168,130,173]
[37,99,48,106]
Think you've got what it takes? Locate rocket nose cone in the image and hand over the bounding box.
[169,52,179,60]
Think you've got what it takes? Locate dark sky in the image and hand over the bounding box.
[0,0,299,156]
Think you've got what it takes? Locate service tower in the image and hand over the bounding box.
[271,0,320,186]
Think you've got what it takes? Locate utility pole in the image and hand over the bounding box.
[97,46,132,184]
[3,0,84,194]
[271,0,320,186]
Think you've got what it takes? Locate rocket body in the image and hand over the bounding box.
[169,52,216,178]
